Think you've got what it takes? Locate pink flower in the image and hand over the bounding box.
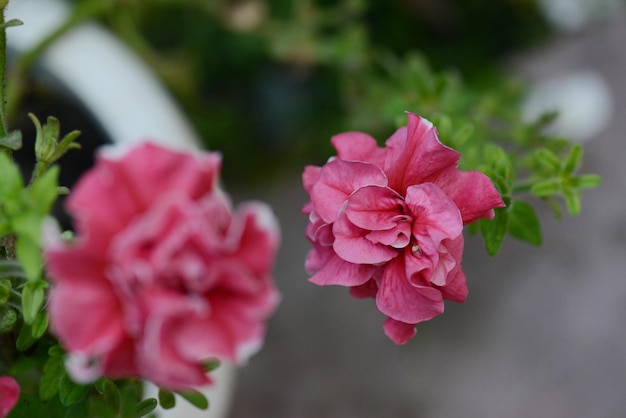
[0,376,19,417]
[45,142,280,390]
[303,113,504,344]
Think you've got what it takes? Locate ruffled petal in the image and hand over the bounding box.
[383,113,460,194]
[333,210,398,265]
[345,185,410,230]
[308,251,375,287]
[310,159,388,223]
[405,183,463,256]
[376,257,444,324]
[432,166,505,224]
[331,131,386,165]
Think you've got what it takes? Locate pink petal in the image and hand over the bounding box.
[376,257,444,324]
[345,185,410,230]
[0,376,19,418]
[383,113,460,194]
[233,202,281,278]
[48,281,125,354]
[331,131,386,165]
[435,236,468,302]
[432,166,505,224]
[310,159,388,223]
[333,210,398,265]
[383,318,417,345]
[366,225,411,248]
[405,183,463,256]
[349,278,379,299]
[308,250,375,287]
[303,165,322,194]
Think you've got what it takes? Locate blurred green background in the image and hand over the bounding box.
[65,0,551,183]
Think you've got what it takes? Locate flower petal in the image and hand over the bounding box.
[432,166,505,224]
[333,209,398,265]
[308,251,375,287]
[331,131,386,165]
[310,159,388,223]
[383,318,417,345]
[345,185,410,230]
[383,113,460,194]
[405,183,463,256]
[376,257,444,324]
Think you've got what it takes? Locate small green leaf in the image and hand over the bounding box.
[0,151,24,198]
[21,280,45,324]
[158,389,176,409]
[507,200,542,246]
[39,348,65,400]
[0,278,10,303]
[535,148,561,172]
[531,178,561,197]
[28,165,60,214]
[203,358,221,372]
[103,379,121,413]
[178,389,209,410]
[16,322,36,351]
[135,398,158,417]
[0,308,17,331]
[480,207,509,256]
[31,311,49,338]
[564,188,581,216]
[571,174,601,189]
[0,130,22,150]
[563,144,583,173]
[59,374,90,406]
[546,196,563,219]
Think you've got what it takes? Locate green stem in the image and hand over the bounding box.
[0,3,9,141]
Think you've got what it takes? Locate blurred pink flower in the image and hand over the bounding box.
[0,376,19,417]
[45,142,280,390]
[303,113,504,344]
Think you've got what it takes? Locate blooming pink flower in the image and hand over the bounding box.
[45,142,280,390]
[303,113,504,344]
[0,376,19,417]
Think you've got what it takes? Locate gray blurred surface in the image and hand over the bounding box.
[229,11,626,418]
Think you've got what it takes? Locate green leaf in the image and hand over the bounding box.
[28,164,60,215]
[16,322,36,351]
[531,178,561,198]
[178,389,209,410]
[0,151,23,199]
[563,144,583,173]
[0,130,22,150]
[0,277,10,302]
[158,389,176,409]
[135,398,158,417]
[203,358,221,372]
[507,200,542,246]
[535,148,561,172]
[480,207,509,256]
[31,310,49,338]
[15,234,42,282]
[103,380,121,413]
[59,374,90,406]
[571,174,601,189]
[0,308,17,331]
[564,188,581,216]
[21,280,46,324]
[39,348,65,400]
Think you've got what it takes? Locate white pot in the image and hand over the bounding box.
[7,1,236,417]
